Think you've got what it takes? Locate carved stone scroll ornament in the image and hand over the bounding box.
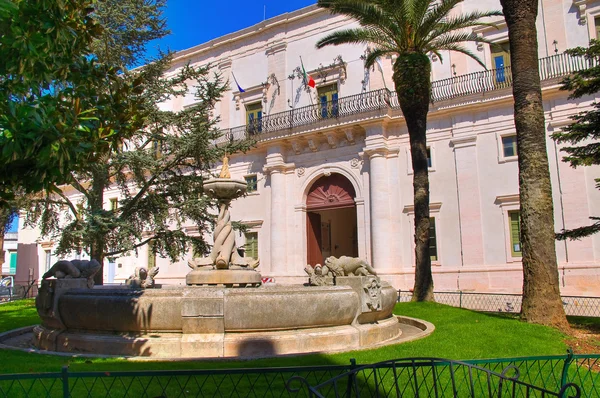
[363,277,382,311]
[42,259,101,288]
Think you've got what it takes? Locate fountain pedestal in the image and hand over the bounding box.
[186,177,262,286]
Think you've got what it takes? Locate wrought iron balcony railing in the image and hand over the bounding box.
[215,51,598,144]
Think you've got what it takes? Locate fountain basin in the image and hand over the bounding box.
[33,279,401,358]
[203,178,247,200]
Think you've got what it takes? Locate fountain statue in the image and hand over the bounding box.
[187,156,261,287]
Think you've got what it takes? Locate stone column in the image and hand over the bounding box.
[451,136,485,266]
[263,146,294,276]
[365,148,391,271]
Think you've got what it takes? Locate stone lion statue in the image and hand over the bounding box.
[42,259,101,288]
[126,267,159,288]
[324,256,377,277]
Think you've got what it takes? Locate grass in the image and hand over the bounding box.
[0,299,574,374]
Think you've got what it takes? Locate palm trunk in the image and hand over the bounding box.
[500,0,568,329]
[394,53,434,302]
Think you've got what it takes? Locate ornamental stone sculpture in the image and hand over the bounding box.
[42,259,101,288]
[324,256,377,277]
[126,266,159,288]
[305,256,377,286]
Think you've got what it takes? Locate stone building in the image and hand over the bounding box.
[20,1,600,294]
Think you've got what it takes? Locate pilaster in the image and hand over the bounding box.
[450,135,484,266]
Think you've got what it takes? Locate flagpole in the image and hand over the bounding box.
[300,56,314,105]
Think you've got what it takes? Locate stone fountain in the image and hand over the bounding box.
[31,157,407,358]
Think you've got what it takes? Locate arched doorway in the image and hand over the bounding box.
[306,173,358,266]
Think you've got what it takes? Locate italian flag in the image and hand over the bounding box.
[301,58,316,88]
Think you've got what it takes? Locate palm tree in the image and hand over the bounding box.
[316,0,501,301]
[499,0,569,329]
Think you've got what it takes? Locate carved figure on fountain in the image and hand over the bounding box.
[42,259,101,288]
[126,266,160,288]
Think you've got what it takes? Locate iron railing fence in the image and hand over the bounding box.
[287,358,583,398]
[214,51,598,144]
[398,290,600,317]
[0,354,598,397]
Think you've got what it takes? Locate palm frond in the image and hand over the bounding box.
[318,0,388,29]
[431,42,485,68]
[416,0,462,42]
[364,48,394,69]
[316,27,395,49]
[424,11,503,46]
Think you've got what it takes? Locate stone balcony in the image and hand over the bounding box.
[215,51,598,145]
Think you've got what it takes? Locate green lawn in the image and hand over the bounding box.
[0,299,573,374]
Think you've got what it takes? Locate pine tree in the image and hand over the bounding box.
[553,40,600,240]
[26,0,252,283]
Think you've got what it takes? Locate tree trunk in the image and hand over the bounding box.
[500,0,569,329]
[89,168,107,285]
[393,53,434,302]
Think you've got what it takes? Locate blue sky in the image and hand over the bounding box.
[147,1,317,58]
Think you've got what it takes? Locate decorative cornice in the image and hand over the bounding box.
[573,0,589,25]
[265,42,287,56]
[403,202,443,214]
[450,135,477,149]
[263,162,295,174]
[217,59,232,70]
[495,194,520,207]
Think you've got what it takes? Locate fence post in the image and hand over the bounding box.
[61,366,70,398]
[346,358,357,397]
[560,349,575,390]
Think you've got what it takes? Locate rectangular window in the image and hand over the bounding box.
[502,135,518,158]
[147,240,156,269]
[426,147,432,168]
[317,83,339,118]
[245,175,257,193]
[246,102,262,135]
[45,250,52,272]
[429,217,438,262]
[152,140,163,159]
[244,232,258,259]
[509,210,522,257]
[110,198,118,211]
[8,251,17,274]
[595,16,600,39]
[491,42,510,84]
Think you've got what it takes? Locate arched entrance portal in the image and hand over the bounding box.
[306,173,358,266]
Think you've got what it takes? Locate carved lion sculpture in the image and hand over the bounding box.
[126,267,160,288]
[42,259,101,288]
[324,256,377,277]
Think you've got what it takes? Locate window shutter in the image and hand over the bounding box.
[509,211,522,257]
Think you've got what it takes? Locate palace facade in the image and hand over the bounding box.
[15,1,600,294]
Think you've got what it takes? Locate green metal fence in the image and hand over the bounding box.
[0,353,597,397]
[398,290,600,317]
[287,358,584,397]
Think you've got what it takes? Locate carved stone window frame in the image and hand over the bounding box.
[495,194,522,263]
[403,202,443,266]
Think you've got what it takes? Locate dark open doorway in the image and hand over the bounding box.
[306,173,358,266]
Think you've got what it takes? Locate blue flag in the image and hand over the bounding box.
[231,72,245,93]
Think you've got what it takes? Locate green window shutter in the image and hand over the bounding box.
[9,252,17,274]
[147,240,156,269]
[245,175,257,193]
[429,217,438,262]
[509,211,522,257]
[245,232,258,259]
